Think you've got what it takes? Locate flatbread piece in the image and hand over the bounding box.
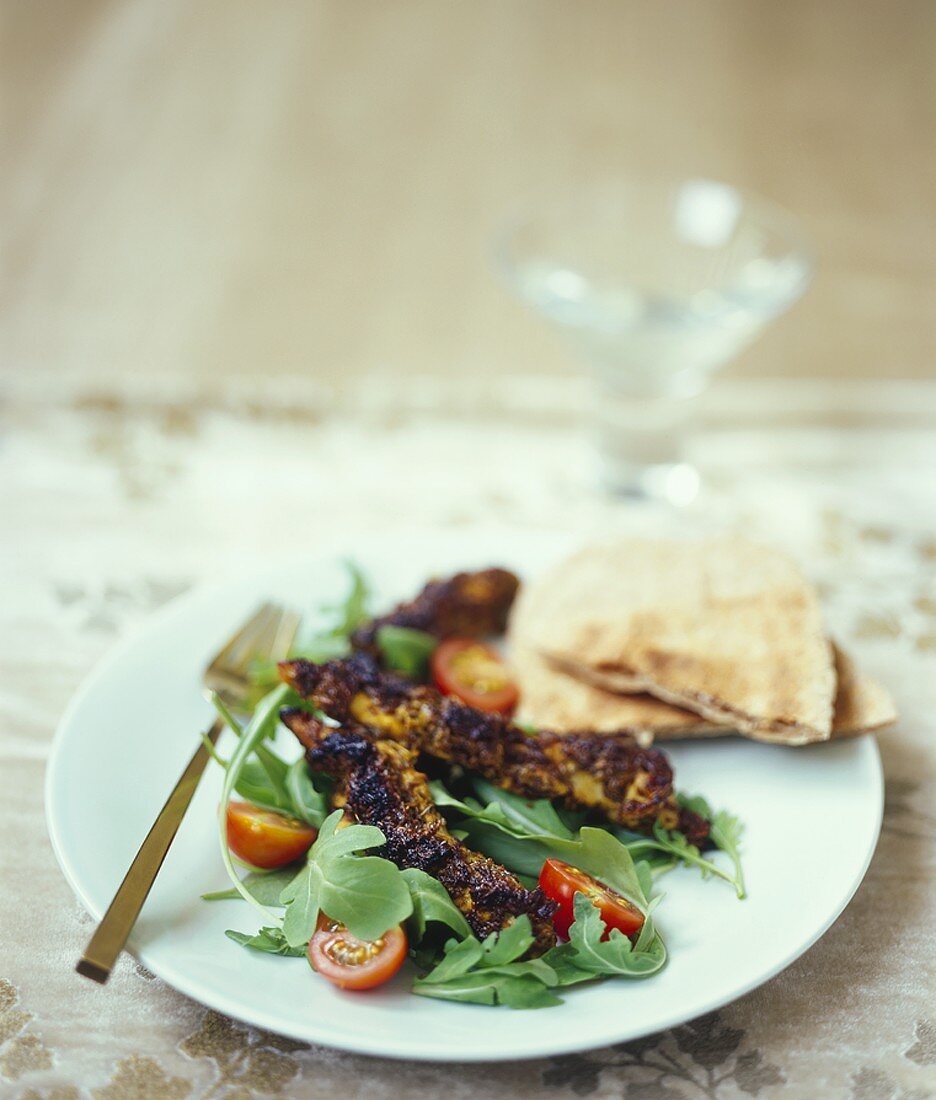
[509,538,837,744]
[510,642,896,745]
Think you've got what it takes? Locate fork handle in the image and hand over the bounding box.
[76,717,224,984]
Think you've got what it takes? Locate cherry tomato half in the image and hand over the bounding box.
[538,859,645,941]
[308,916,408,991]
[430,638,519,714]
[225,801,317,870]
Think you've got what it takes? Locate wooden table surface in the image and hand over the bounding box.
[2,0,934,387]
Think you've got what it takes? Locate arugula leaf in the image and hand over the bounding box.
[454,820,557,880]
[423,918,544,978]
[279,863,320,948]
[210,691,331,826]
[565,827,655,912]
[609,794,746,899]
[430,779,581,878]
[285,758,330,827]
[231,758,294,815]
[472,779,580,839]
[634,859,656,902]
[280,811,413,947]
[433,779,577,842]
[225,926,306,957]
[215,684,292,923]
[413,970,561,1009]
[202,888,242,902]
[324,560,371,637]
[412,916,562,1008]
[211,692,300,811]
[202,867,299,905]
[618,817,746,899]
[676,794,745,897]
[376,626,437,677]
[252,740,289,787]
[543,893,666,982]
[482,916,536,965]
[710,810,746,899]
[656,823,734,888]
[400,868,472,941]
[417,934,484,983]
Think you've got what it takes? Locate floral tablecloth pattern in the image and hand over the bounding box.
[1,374,934,1099]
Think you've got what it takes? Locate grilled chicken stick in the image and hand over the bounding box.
[350,567,520,653]
[280,655,710,843]
[281,707,557,955]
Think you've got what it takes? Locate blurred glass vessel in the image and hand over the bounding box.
[498,178,813,504]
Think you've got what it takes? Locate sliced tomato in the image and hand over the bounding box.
[308,916,408,991]
[430,638,519,713]
[225,801,317,870]
[538,859,645,941]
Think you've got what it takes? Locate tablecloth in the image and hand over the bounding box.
[2,373,934,1099]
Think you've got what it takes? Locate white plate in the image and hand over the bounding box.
[46,532,882,1062]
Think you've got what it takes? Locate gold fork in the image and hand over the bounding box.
[76,601,301,984]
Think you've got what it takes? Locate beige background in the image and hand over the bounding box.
[2,0,935,387]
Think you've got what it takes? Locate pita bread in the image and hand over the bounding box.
[829,644,898,737]
[510,642,896,745]
[508,538,836,745]
[510,644,731,747]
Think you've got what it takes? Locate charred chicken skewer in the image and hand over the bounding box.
[281,707,558,955]
[350,568,520,653]
[279,654,710,844]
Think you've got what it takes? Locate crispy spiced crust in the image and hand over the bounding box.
[350,567,520,652]
[280,708,557,955]
[279,654,710,841]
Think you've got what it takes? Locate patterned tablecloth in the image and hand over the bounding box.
[1,373,934,1100]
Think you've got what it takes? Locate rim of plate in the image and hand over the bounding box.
[44,544,884,1062]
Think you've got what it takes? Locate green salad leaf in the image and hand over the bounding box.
[280,811,413,947]
[432,779,578,842]
[709,809,746,899]
[475,778,583,838]
[413,969,561,1009]
[210,691,330,827]
[564,827,656,912]
[412,884,667,1008]
[412,916,562,1009]
[285,757,330,827]
[230,756,293,815]
[323,560,371,637]
[418,934,484,983]
[215,684,292,922]
[400,868,472,941]
[225,926,306,957]
[430,780,579,879]
[542,893,666,983]
[202,866,299,905]
[616,793,747,899]
[376,626,438,677]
